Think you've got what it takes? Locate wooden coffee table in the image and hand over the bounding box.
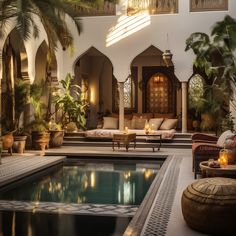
[112,133,136,152]
[200,161,236,178]
[145,134,162,152]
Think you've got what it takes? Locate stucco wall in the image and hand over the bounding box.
[1,1,236,84]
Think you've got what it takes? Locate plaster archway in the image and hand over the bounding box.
[1,28,29,132]
[73,47,114,128]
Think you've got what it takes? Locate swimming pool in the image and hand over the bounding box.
[0,159,163,205]
[0,157,166,236]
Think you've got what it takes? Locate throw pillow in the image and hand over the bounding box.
[124,119,132,129]
[149,118,164,130]
[159,119,178,130]
[131,117,147,129]
[103,117,118,129]
[217,130,235,147]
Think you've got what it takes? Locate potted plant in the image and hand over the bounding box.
[12,79,29,153]
[28,81,50,150]
[48,118,64,148]
[1,119,14,155]
[53,73,88,131]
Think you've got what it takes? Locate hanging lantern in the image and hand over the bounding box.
[162,49,173,67]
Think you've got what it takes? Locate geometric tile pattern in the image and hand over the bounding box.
[0,200,138,217]
[141,156,182,236]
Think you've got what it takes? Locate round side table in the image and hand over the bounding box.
[200,161,236,178]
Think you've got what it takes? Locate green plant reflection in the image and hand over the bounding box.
[0,164,161,205]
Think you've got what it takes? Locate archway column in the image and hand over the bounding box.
[181,81,188,133]
[118,81,124,131]
[0,50,2,164]
[137,65,142,113]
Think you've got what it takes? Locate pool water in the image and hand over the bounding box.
[0,160,163,205]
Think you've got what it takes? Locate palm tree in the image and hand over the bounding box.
[0,0,83,55]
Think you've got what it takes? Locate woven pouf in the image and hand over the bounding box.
[181,177,236,236]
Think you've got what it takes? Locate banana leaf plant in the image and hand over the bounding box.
[185,15,236,132]
[53,73,88,130]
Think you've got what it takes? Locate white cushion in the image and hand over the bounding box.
[217,130,235,147]
[149,118,164,130]
[103,117,118,129]
[159,119,178,130]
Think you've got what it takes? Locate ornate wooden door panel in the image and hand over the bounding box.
[146,73,173,113]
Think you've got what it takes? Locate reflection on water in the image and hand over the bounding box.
[0,211,131,236]
[0,162,161,205]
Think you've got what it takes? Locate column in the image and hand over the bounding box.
[118,82,124,131]
[0,50,2,164]
[181,81,188,133]
[137,66,142,113]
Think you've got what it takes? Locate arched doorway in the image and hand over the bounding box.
[1,28,29,132]
[130,45,180,117]
[74,47,113,128]
[35,40,58,121]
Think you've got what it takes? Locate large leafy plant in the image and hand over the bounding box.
[53,73,87,130]
[186,15,236,131]
[27,81,49,132]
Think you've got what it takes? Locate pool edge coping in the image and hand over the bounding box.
[123,155,180,236]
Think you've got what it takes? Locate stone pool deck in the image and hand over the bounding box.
[0,155,66,187]
[0,147,206,236]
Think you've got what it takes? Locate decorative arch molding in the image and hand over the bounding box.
[1,28,30,131]
[130,45,173,67]
[72,46,114,74]
[142,66,179,114]
[73,46,115,128]
[2,28,29,81]
[35,40,58,84]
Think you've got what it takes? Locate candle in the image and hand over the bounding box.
[124,126,129,133]
[218,149,229,166]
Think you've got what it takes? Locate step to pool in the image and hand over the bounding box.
[63,132,192,149]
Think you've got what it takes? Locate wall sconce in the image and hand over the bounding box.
[90,88,95,104]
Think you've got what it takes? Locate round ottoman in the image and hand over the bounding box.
[181,177,236,236]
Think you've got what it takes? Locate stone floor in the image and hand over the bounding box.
[0,146,207,236]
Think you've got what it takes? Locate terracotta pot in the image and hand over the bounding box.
[1,133,14,155]
[31,131,50,150]
[50,130,64,147]
[13,135,27,154]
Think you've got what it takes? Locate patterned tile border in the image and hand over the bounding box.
[141,156,182,236]
[0,200,138,217]
[123,155,181,236]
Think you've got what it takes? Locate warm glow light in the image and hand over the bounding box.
[106,13,150,47]
[144,121,151,134]
[90,88,95,104]
[124,126,129,133]
[218,149,229,166]
[90,172,96,188]
[144,169,152,179]
[124,171,131,180]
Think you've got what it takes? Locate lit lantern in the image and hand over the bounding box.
[124,126,129,134]
[144,122,150,135]
[218,148,229,166]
